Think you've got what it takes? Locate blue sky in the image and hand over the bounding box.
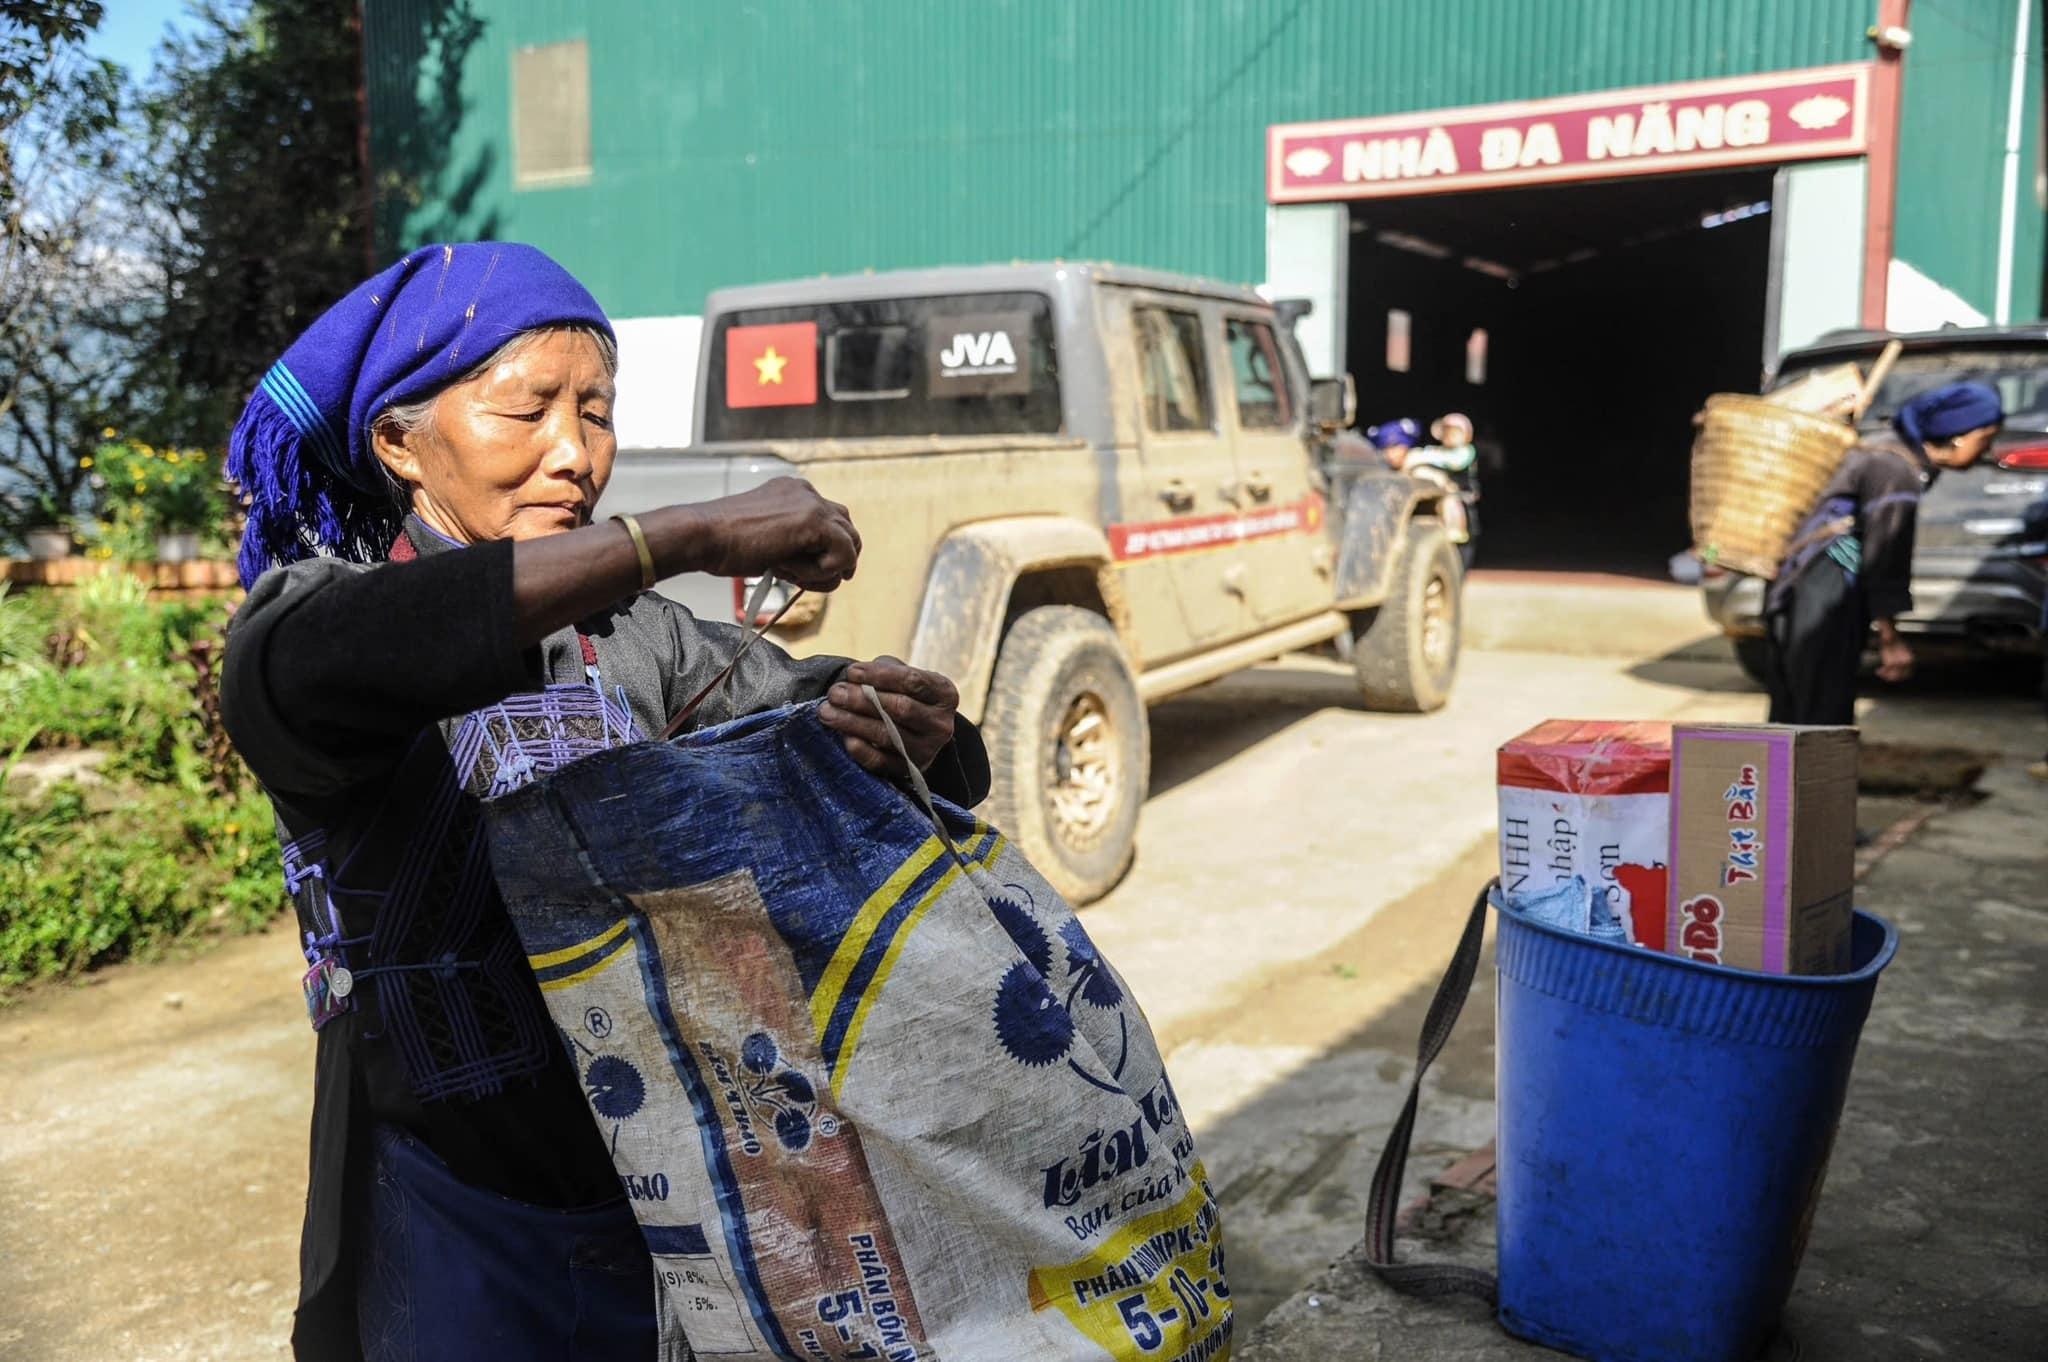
[88,0,193,77]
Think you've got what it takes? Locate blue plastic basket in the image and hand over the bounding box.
[1492,904,1897,1362]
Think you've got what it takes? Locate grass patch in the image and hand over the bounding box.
[0,579,287,999]
[0,775,283,992]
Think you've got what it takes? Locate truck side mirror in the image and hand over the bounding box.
[1309,374,1356,431]
[1273,298,1314,331]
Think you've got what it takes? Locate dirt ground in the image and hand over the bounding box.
[1,578,2040,1359]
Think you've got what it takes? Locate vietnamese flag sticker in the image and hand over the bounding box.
[726,322,818,408]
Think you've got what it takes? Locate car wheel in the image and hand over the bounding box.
[1350,518,1462,713]
[1731,635,1773,687]
[982,606,1148,906]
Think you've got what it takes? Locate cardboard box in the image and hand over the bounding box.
[1498,721,1672,949]
[1668,725,1858,975]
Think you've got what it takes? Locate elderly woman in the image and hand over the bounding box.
[220,243,987,1361]
[1764,380,2003,725]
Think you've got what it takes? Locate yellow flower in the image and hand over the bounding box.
[165,451,181,465]
[101,427,116,439]
[133,480,146,493]
[223,822,240,837]
[79,456,93,468]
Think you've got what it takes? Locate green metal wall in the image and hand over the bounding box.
[366,1,1895,319]
[1894,0,2044,321]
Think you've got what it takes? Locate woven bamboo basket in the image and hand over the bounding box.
[1690,394,1857,579]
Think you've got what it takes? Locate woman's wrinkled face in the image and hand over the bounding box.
[373,329,617,543]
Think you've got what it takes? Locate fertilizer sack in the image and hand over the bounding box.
[484,701,1231,1362]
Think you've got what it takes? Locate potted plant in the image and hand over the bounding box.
[22,492,74,561]
[92,440,229,563]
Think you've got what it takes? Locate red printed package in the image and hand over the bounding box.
[1497,721,1673,949]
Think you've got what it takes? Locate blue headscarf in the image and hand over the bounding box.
[1893,381,2002,448]
[227,242,614,588]
[1369,417,1423,450]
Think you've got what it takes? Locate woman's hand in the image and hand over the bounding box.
[821,658,959,778]
[1876,635,1914,683]
[1873,619,1913,684]
[683,478,861,592]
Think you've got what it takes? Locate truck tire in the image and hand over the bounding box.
[983,606,1148,906]
[1350,518,1462,713]
[1732,634,1773,687]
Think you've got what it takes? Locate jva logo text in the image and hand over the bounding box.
[938,331,1018,374]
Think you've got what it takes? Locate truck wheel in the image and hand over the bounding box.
[983,606,1148,906]
[1732,635,1773,687]
[1350,518,1462,713]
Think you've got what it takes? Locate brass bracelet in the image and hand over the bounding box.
[611,512,656,591]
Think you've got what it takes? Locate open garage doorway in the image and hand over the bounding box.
[1344,167,1778,576]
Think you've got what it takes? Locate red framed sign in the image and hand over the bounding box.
[1268,64,1870,203]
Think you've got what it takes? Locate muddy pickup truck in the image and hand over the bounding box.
[601,263,1462,902]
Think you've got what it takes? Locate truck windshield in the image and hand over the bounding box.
[703,291,1061,441]
[1775,345,2048,432]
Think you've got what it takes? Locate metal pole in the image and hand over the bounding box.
[1995,0,2034,324]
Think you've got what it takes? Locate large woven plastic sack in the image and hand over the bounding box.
[484,700,1232,1362]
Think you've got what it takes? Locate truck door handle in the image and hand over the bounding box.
[1217,477,1243,506]
[1159,479,1196,511]
[1244,469,1274,501]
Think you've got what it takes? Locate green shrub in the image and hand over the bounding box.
[3,664,208,783]
[89,439,235,540]
[0,585,55,668]
[0,580,231,768]
[0,585,285,999]
[0,776,283,993]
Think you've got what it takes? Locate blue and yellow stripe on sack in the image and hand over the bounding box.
[527,918,634,992]
[809,822,1006,1098]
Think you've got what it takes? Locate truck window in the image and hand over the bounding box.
[703,292,1060,440]
[1776,345,2048,430]
[1226,319,1292,429]
[826,325,915,400]
[1136,307,1211,434]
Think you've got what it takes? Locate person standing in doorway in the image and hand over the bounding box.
[1764,381,2003,725]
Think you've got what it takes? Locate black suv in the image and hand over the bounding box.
[1704,325,2048,680]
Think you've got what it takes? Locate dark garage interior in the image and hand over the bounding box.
[1344,167,1780,577]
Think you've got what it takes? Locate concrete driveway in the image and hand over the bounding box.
[2,577,2036,1357]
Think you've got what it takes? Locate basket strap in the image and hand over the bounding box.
[1362,879,1501,1304]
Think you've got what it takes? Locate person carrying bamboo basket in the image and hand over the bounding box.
[1763,382,2002,724]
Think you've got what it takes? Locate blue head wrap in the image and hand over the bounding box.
[1893,380,2002,448]
[227,242,614,588]
[1369,417,1423,450]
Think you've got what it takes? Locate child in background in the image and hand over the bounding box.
[1375,413,1476,545]
[1368,417,1423,470]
